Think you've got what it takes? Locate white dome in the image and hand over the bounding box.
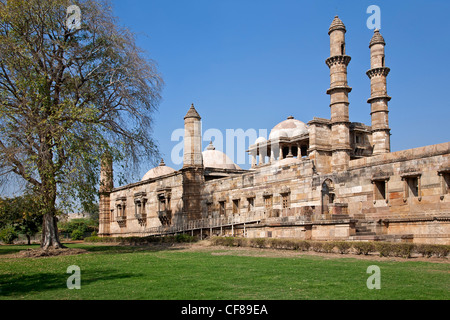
[141,159,176,181]
[255,137,267,144]
[203,142,241,170]
[269,116,308,140]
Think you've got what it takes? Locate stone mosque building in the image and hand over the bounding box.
[98,16,450,244]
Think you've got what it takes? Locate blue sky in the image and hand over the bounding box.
[109,0,449,178]
[3,0,450,197]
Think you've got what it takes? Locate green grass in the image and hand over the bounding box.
[0,243,448,300]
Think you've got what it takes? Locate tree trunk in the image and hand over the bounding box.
[26,235,31,245]
[41,212,65,250]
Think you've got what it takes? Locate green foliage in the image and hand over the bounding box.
[70,228,85,241]
[0,194,42,242]
[84,234,198,245]
[249,238,266,248]
[374,242,394,257]
[353,242,375,255]
[335,241,352,254]
[310,241,324,252]
[208,237,449,259]
[393,243,416,258]
[322,241,336,253]
[0,226,18,244]
[175,233,195,243]
[0,0,163,247]
[297,240,311,251]
[58,218,97,234]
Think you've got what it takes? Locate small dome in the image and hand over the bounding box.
[141,159,176,181]
[369,29,385,48]
[203,142,241,170]
[269,116,308,140]
[255,137,267,144]
[329,16,346,35]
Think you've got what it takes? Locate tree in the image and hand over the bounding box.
[0,194,43,244]
[0,0,163,249]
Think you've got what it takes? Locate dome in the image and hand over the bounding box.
[268,116,308,140]
[329,16,346,35]
[369,29,385,48]
[202,142,241,170]
[255,136,267,144]
[141,159,176,181]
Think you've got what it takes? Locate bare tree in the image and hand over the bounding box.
[0,0,163,249]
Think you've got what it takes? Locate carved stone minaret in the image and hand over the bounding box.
[182,104,204,221]
[99,152,113,237]
[326,16,352,172]
[183,103,203,168]
[367,29,391,155]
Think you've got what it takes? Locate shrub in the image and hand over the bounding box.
[322,241,336,253]
[353,242,375,255]
[393,243,415,258]
[250,238,266,248]
[0,226,18,244]
[416,244,434,258]
[335,241,352,254]
[175,233,196,243]
[374,242,394,257]
[309,241,323,252]
[432,245,449,258]
[297,240,311,251]
[235,237,248,247]
[71,228,85,240]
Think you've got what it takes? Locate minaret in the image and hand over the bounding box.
[183,103,203,168]
[181,104,204,221]
[367,29,391,155]
[99,152,113,237]
[326,16,352,172]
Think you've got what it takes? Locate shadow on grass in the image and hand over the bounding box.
[0,268,144,298]
[71,242,189,255]
[0,244,41,256]
[0,242,189,257]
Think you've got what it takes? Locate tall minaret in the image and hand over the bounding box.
[326,16,352,172]
[183,103,203,168]
[99,152,113,237]
[181,103,204,221]
[367,29,391,155]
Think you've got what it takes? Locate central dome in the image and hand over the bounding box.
[268,116,308,140]
[202,142,241,170]
[141,159,176,181]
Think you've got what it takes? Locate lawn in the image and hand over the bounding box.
[0,243,448,300]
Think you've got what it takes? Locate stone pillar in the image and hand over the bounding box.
[251,150,257,168]
[326,16,352,172]
[182,104,204,221]
[367,29,391,155]
[183,104,203,168]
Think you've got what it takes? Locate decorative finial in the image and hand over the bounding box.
[369,29,385,47]
[206,141,215,151]
[287,116,294,120]
[184,102,201,120]
[159,158,166,166]
[329,15,346,35]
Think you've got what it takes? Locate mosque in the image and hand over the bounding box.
[98,16,450,244]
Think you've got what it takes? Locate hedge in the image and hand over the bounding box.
[209,237,449,259]
[84,234,197,245]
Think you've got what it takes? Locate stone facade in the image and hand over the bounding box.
[98,16,450,244]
